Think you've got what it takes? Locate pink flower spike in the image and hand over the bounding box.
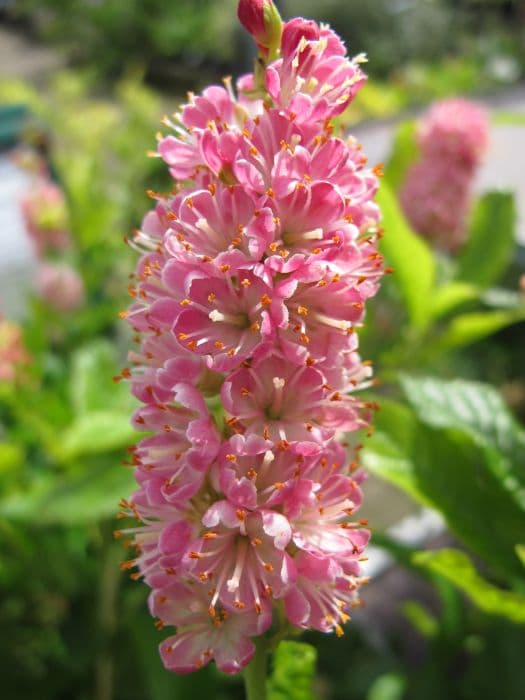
[123,1,384,673]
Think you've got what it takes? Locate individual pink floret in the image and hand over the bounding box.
[266,19,367,123]
[221,355,367,445]
[151,580,272,674]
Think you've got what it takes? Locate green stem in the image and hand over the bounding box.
[243,638,269,700]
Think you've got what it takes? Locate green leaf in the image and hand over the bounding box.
[414,549,525,624]
[400,375,525,512]
[430,281,480,319]
[363,396,525,577]
[0,443,24,476]
[384,120,417,191]
[367,673,406,700]
[402,601,439,638]
[0,462,135,524]
[434,307,525,350]
[410,426,524,576]
[70,339,132,415]
[268,641,317,700]
[516,545,525,569]
[59,411,137,460]
[376,185,436,330]
[456,192,516,289]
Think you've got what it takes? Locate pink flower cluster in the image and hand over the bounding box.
[120,7,383,676]
[20,176,85,312]
[0,316,30,382]
[400,98,489,252]
[20,180,71,256]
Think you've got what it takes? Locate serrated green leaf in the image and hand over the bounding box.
[363,396,525,577]
[0,463,135,524]
[400,375,525,512]
[414,549,525,624]
[410,426,525,577]
[456,192,516,289]
[59,411,137,460]
[376,185,436,330]
[268,641,317,700]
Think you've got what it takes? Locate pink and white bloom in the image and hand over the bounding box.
[121,0,382,676]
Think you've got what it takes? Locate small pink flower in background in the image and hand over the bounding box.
[399,158,473,251]
[37,262,85,313]
[400,97,489,252]
[0,316,30,382]
[20,180,71,257]
[418,98,489,169]
[119,0,383,675]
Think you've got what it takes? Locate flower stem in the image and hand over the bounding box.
[243,639,269,700]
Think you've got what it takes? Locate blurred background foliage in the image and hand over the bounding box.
[0,1,525,699]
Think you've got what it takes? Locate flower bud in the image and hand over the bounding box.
[237,0,282,58]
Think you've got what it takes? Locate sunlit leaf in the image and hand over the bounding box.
[376,185,436,330]
[434,307,525,350]
[430,281,480,319]
[414,549,525,624]
[384,120,417,191]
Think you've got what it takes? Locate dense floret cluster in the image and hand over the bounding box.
[120,6,383,675]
